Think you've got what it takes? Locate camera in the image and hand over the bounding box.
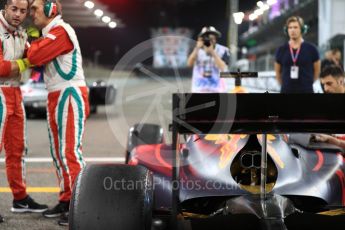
[202,36,211,47]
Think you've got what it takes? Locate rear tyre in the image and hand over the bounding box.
[70,164,153,230]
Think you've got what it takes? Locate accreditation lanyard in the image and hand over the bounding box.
[289,44,302,79]
[289,44,301,66]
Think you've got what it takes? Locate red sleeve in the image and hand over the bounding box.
[0,39,12,77]
[27,26,74,66]
[338,136,345,141]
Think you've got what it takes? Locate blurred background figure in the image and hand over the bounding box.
[320,65,345,94]
[321,48,343,71]
[320,49,342,92]
[187,26,230,93]
[274,16,320,93]
[314,65,345,150]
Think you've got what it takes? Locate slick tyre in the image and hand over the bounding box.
[70,164,153,230]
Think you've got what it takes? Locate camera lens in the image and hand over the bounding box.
[204,40,211,47]
[203,37,211,47]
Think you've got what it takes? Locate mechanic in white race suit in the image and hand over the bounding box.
[0,0,48,222]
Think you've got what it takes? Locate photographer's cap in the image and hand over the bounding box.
[198,26,222,38]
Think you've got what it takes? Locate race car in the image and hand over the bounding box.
[21,76,116,117]
[69,92,345,230]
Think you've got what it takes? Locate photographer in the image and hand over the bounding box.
[187,26,230,93]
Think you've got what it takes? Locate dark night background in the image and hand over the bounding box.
[75,0,258,67]
[0,0,258,67]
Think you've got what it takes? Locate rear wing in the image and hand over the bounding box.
[172,93,345,134]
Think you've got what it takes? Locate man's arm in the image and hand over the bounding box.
[314,134,345,150]
[9,61,20,77]
[207,47,227,71]
[27,26,74,66]
[0,39,19,77]
[187,38,203,67]
[0,49,11,77]
[274,62,282,85]
[313,60,321,82]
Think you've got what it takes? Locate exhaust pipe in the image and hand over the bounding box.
[240,151,261,169]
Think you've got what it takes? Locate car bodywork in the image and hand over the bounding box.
[20,78,116,116]
[69,93,345,230]
[21,79,47,115]
[126,93,345,229]
[129,133,345,213]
